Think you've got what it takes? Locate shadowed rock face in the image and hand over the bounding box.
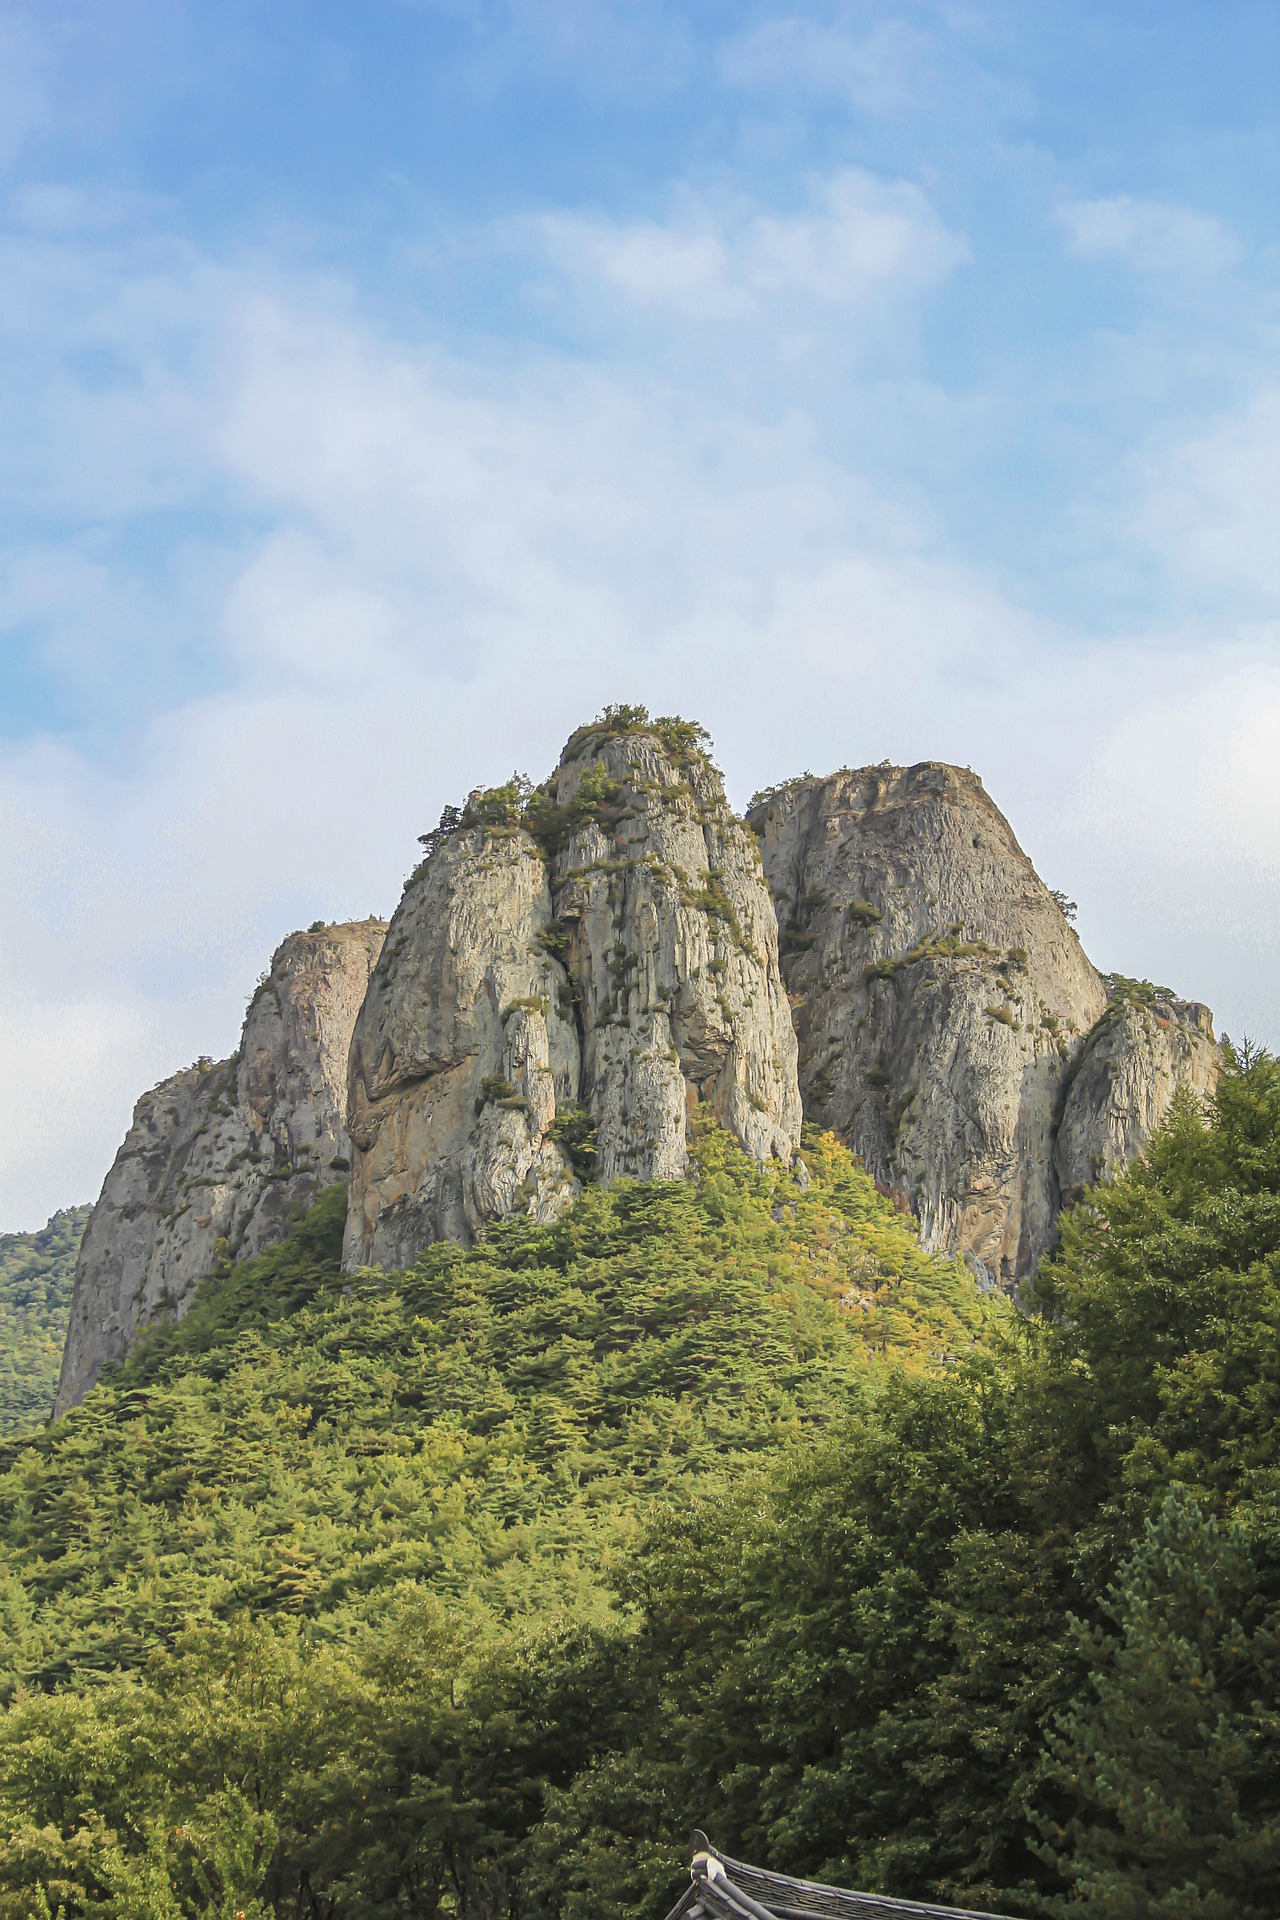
[749,763,1218,1289]
[54,921,386,1415]
[343,721,801,1272]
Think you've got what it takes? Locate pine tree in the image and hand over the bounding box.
[1045,1486,1280,1917]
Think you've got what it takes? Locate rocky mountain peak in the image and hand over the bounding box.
[342,713,801,1271]
[50,720,1222,1412]
[748,763,1217,1287]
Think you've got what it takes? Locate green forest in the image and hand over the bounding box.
[0,1208,90,1437]
[3,1060,1280,1919]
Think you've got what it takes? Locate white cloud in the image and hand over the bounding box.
[1063,655,1280,1039]
[1134,385,1280,601]
[533,169,967,319]
[1057,194,1241,274]
[0,215,1034,1227]
[0,170,1275,1229]
[0,987,169,1229]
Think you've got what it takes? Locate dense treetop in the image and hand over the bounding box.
[0,1124,994,1698]
[3,1055,1280,1919]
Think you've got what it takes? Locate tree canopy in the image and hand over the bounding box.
[3,1054,1280,1919]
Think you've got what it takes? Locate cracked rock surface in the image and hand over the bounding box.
[749,762,1218,1288]
[54,920,385,1415]
[1054,993,1220,1205]
[343,720,801,1271]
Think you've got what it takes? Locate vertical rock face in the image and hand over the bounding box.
[54,921,385,1415]
[749,764,1217,1288]
[1055,992,1220,1204]
[343,718,800,1272]
[551,721,800,1181]
[343,828,582,1269]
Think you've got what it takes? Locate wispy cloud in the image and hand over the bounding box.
[1056,194,1242,275]
[1071,655,1280,1044]
[1134,385,1280,602]
[0,6,1276,1226]
[718,14,935,116]
[4,193,1276,1230]
[529,169,968,321]
[0,208,1039,1225]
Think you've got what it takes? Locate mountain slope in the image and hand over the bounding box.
[0,1207,90,1435]
[1,1122,999,1697]
[3,1049,1275,1920]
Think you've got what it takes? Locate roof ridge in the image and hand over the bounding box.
[659,1835,1014,1920]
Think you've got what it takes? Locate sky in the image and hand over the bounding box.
[0,0,1277,1228]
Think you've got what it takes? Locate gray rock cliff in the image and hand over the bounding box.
[343,826,581,1267]
[1054,990,1220,1205]
[53,727,1222,1399]
[748,763,1218,1288]
[343,717,801,1271]
[54,920,385,1415]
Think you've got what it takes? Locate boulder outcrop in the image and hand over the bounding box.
[1054,990,1220,1205]
[54,920,385,1414]
[343,716,801,1271]
[749,763,1218,1288]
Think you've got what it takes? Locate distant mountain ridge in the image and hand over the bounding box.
[52,711,1219,1416]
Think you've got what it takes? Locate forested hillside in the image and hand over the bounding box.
[3,1058,1280,1918]
[0,1206,90,1435]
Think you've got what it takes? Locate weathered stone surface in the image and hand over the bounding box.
[54,921,385,1414]
[343,827,582,1270]
[749,763,1217,1288]
[1055,992,1219,1205]
[343,719,801,1271]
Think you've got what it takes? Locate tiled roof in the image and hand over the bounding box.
[662,1835,1008,1920]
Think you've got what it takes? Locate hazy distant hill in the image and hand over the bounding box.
[0,1205,91,1435]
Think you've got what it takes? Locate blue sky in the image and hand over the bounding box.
[1,0,1277,1225]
